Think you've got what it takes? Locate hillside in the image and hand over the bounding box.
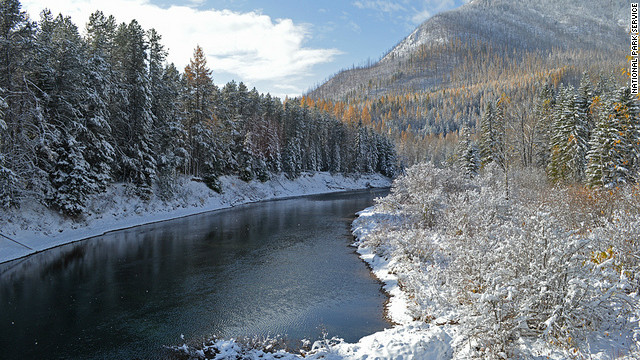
[307,0,629,164]
[311,0,627,100]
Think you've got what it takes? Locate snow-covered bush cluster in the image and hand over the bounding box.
[360,162,640,358]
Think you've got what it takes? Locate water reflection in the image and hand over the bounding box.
[0,189,390,360]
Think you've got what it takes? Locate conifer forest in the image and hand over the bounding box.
[0,1,397,217]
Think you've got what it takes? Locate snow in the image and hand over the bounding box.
[168,204,458,360]
[352,209,414,325]
[172,323,454,360]
[0,172,390,264]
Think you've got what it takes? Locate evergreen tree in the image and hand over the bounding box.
[455,127,480,178]
[586,95,619,187]
[260,93,283,173]
[617,87,640,183]
[585,88,639,188]
[48,135,91,217]
[183,45,219,177]
[479,99,505,169]
[479,101,495,165]
[82,41,115,193]
[547,85,589,183]
[34,11,98,214]
[377,134,397,177]
[112,20,156,195]
[155,64,188,197]
[0,0,36,207]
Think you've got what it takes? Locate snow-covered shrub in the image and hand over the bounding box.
[365,162,640,358]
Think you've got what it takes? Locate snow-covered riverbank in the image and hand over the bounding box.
[172,163,640,360]
[0,172,390,264]
[169,205,455,360]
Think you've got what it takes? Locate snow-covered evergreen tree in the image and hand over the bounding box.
[547,84,590,183]
[48,135,92,217]
[155,64,188,197]
[617,87,640,183]
[586,94,623,187]
[33,11,99,213]
[479,100,506,168]
[0,0,37,207]
[112,20,156,196]
[455,127,480,178]
[83,11,117,192]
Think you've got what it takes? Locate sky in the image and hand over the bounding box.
[20,0,468,98]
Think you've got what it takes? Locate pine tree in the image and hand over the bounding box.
[0,0,36,207]
[33,11,101,213]
[112,20,156,195]
[586,95,619,187]
[479,99,505,169]
[260,93,282,173]
[455,127,480,178]
[479,101,495,165]
[0,90,17,207]
[183,45,219,177]
[617,87,640,183]
[83,11,117,192]
[547,84,589,183]
[48,135,92,217]
[155,64,188,197]
[281,102,303,177]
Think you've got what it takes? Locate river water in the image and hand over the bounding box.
[0,189,390,359]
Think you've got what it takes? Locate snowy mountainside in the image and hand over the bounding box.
[309,0,628,101]
[384,0,627,60]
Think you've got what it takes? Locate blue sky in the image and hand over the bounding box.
[21,0,468,98]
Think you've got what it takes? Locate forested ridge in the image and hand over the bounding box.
[307,0,628,167]
[0,0,397,217]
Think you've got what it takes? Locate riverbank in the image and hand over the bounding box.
[172,163,640,360]
[0,172,391,264]
[346,164,640,359]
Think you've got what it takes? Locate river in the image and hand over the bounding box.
[0,189,390,359]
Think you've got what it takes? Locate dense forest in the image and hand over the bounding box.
[0,0,397,217]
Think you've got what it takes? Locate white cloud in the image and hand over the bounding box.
[20,0,340,96]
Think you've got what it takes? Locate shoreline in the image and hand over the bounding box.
[0,172,391,265]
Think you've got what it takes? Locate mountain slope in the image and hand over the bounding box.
[306,0,629,165]
[310,0,628,101]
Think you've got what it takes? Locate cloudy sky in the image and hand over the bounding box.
[20,0,468,98]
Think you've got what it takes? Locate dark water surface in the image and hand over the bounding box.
[0,189,390,359]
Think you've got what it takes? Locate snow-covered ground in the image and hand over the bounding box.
[0,172,390,264]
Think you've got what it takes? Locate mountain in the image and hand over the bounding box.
[307,0,629,164]
[310,0,627,100]
[386,0,627,60]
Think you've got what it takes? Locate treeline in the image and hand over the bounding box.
[456,72,640,190]
[0,0,397,217]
